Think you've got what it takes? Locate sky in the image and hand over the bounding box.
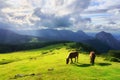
[0,0,120,32]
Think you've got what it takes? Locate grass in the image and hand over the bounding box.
[0,43,120,80]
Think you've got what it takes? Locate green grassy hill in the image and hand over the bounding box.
[0,43,120,80]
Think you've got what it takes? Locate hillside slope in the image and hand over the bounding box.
[0,43,120,80]
[0,29,48,44]
[96,31,120,50]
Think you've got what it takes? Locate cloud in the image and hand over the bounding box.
[0,0,34,28]
[0,0,119,32]
[0,0,9,18]
[29,0,90,15]
[30,0,91,29]
[80,0,120,32]
[33,8,72,28]
[0,0,91,30]
[85,0,120,13]
[0,0,10,9]
[108,21,116,24]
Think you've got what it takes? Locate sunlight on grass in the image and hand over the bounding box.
[0,43,120,80]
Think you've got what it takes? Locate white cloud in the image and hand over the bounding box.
[80,0,120,32]
[85,0,120,13]
[0,0,120,32]
[0,0,91,31]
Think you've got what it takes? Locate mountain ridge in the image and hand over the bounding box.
[0,29,120,52]
[0,29,47,44]
[95,31,120,50]
[15,29,92,42]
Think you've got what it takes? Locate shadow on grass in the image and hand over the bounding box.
[96,63,112,66]
[70,62,112,67]
[73,63,91,67]
[0,60,14,65]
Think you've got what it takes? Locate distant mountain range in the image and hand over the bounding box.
[95,31,120,50]
[87,32,120,41]
[0,28,120,52]
[84,31,120,52]
[112,33,120,41]
[15,29,92,42]
[0,29,47,44]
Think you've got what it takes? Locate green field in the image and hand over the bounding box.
[0,43,120,80]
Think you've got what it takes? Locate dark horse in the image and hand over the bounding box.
[90,51,96,65]
[66,51,79,64]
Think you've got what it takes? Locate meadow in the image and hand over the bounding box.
[0,43,120,80]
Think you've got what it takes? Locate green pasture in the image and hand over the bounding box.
[0,43,120,80]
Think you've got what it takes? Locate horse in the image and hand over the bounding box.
[66,51,79,64]
[89,51,96,65]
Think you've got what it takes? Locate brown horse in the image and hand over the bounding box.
[66,51,79,64]
[89,51,96,65]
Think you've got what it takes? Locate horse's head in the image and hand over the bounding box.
[66,58,69,64]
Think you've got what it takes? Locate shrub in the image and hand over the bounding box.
[42,51,48,54]
[105,50,120,62]
[108,50,120,59]
[49,50,53,52]
[109,57,120,62]
[56,47,61,50]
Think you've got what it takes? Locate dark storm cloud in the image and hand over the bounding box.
[30,0,91,29]
[33,8,72,28]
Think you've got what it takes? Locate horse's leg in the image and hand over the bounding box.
[71,58,73,63]
[91,57,94,65]
[92,57,95,65]
[93,59,94,65]
[75,55,78,63]
[75,57,76,62]
[92,58,94,65]
[77,56,78,63]
[90,57,92,64]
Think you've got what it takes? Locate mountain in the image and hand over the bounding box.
[95,31,120,50]
[0,29,44,44]
[2,28,120,53]
[37,29,92,41]
[86,32,96,37]
[113,34,120,41]
[16,29,92,42]
[84,39,112,53]
[0,29,92,44]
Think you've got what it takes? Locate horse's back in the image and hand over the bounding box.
[69,51,78,58]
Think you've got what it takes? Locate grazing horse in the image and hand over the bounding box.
[66,51,79,64]
[89,51,96,65]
